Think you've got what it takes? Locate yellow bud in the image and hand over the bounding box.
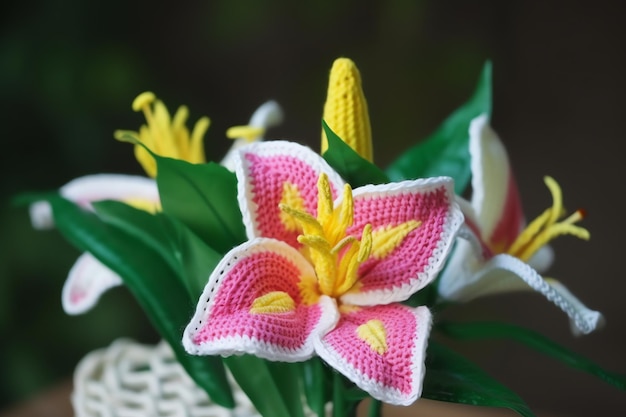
[321,58,373,162]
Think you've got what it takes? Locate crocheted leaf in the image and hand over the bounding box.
[423,341,535,417]
[322,120,389,187]
[48,195,235,408]
[385,61,492,195]
[437,321,626,391]
[94,200,222,301]
[155,156,246,253]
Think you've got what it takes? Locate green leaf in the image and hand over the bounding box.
[322,121,389,187]
[437,321,626,391]
[385,61,492,194]
[94,200,222,302]
[423,341,535,417]
[299,357,332,417]
[48,196,235,408]
[265,362,307,417]
[155,155,246,253]
[225,355,296,417]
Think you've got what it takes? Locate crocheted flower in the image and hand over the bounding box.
[183,140,463,405]
[438,114,603,335]
[29,96,282,315]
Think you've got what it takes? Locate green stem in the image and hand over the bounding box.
[332,372,345,417]
[368,399,382,417]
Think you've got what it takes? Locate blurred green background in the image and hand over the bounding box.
[1,0,624,415]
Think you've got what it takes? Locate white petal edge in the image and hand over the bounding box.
[62,252,123,315]
[183,237,340,362]
[29,174,159,229]
[468,254,603,335]
[233,140,345,240]
[314,306,432,406]
[220,100,284,171]
[339,176,464,306]
[469,114,511,240]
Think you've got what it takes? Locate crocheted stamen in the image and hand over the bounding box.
[114,91,209,177]
[280,173,372,298]
[507,176,590,261]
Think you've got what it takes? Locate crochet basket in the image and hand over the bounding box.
[71,339,267,417]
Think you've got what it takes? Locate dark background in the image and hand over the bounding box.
[1,1,624,415]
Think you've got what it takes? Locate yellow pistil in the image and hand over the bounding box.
[114,91,210,178]
[321,58,374,162]
[506,176,590,262]
[279,174,372,298]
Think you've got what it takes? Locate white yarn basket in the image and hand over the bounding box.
[72,339,261,417]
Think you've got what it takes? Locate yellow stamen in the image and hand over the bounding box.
[226,126,265,143]
[281,175,372,298]
[507,176,590,262]
[279,182,307,232]
[132,92,156,111]
[115,91,209,178]
[334,225,372,296]
[321,58,374,162]
[317,173,335,226]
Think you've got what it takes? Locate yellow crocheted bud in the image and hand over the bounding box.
[321,58,373,162]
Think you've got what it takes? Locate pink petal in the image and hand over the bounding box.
[183,238,338,361]
[469,115,524,248]
[234,141,345,247]
[62,252,123,315]
[315,304,432,405]
[342,177,463,305]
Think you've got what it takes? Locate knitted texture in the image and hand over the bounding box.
[321,58,373,161]
[183,238,336,362]
[316,305,431,405]
[437,114,602,336]
[72,339,260,417]
[184,140,464,405]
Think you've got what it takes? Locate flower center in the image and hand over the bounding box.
[114,91,210,177]
[506,176,590,262]
[279,173,372,298]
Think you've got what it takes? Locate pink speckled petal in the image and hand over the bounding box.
[315,304,432,406]
[234,141,345,247]
[183,238,339,362]
[341,177,463,305]
[469,115,524,248]
[62,252,123,315]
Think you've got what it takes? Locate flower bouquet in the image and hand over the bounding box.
[17,57,624,416]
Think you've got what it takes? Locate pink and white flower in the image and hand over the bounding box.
[437,114,603,335]
[183,141,463,405]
